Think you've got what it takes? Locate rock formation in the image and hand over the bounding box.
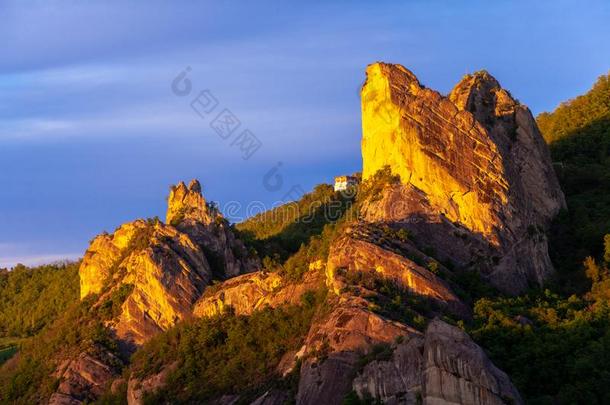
[193,266,321,318]
[54,180,258,404]
[361,62,565,293]
[79,220,213,347]
[326,224,469,318]
[167,180,258,278]
[46,62,550,405]
[49,346,122,405]
[352,318,523,405]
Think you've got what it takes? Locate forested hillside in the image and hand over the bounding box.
[537,72,610,288]
[461,73,610,404]
[0,262,80,370]
[0,263,80,338]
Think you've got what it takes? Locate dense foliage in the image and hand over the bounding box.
[128,288,328,404]
[468,239,610,404]
[236,183,357,261]
[0,262,80,338]
[537,73,610,143]
[537,73,610,289]
[0,282,132,404]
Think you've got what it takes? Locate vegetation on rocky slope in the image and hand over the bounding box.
[468,240,610,404]
[236,183,357,262]
[460,73,610,404]
[1,70,610,404]
[128,288,328,404]
[0,270,132,404]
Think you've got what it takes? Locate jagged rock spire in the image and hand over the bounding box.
[166,179,214,226]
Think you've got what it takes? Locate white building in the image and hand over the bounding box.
[334,175,358,192]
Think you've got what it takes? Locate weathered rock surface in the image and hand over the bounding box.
[352,335,425,404]
[167,180,258,278]
[360,183,499,276]
[60,180,258,404]
[295,297,419,405]
[423,319,522,405]
[49,347,122,405]
[193,266,322,317]
[79,220,149,299]
[110,223,212,345]
[353,319,523,405]
[80,220,213,347]
[126,362,177,405]
[361,62,565,293]
[327,224,469,318]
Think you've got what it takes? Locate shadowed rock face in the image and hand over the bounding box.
[49,346,123,405]
[353,319,523,405]
[295,297,418,405]
[361,62,565,293]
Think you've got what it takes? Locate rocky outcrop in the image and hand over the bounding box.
[49,347,122,405]
[326,224,469,318]
[423,319,522,405]
[352,335,425,404]
[193,267,322,317]
[79,179,259,346]
[295,297,418,405]
[360,62,565,293]
[167,180,258,278]
[80,220,213,347]
[79,220,149,299]
[353,319,523,405]
[62,180,258,404]
[109,223,212,345]
[126,362,177,405]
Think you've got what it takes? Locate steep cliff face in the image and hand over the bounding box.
[79,220,212,347]
[79,220,149,299]
[109,223,212,345]
[361,62,565,293]
[79,179,258,346]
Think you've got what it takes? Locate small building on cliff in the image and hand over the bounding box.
[334,175,358,191]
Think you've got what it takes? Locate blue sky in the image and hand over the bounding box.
[1,0,609,268]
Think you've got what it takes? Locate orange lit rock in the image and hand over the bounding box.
[66,180,257,404]
[193,268,322,318]
[79,220,148,299]
[360,63,565,293]
[326,226,469,318]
